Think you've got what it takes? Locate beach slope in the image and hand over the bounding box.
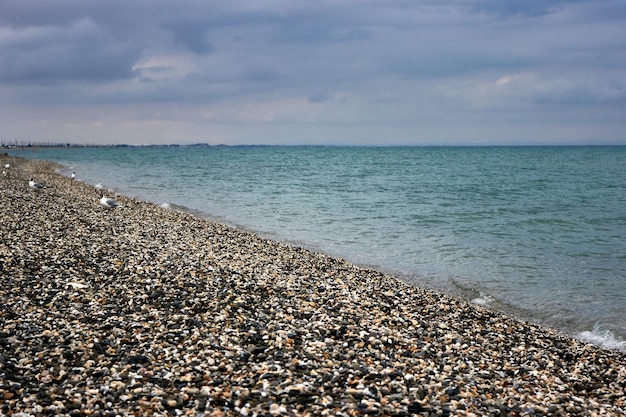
[1,155,625,416]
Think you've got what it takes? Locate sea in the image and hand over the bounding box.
[12,145,626,352]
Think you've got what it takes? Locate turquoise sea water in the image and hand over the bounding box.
[14,146,626,351]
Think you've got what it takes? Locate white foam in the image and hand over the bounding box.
[160,202,172,209]
[578,323,626,352]
[95,183,104,189]
[471,292,495,307]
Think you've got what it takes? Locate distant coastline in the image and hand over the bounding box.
[4,141,626,150]
[2,142,224,149]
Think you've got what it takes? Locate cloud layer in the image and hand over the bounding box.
[1,0,625,145]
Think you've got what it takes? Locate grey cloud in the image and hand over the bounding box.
[274,11,373,45]
[161,19,214,54]
[307,93,331,103]
[530,76,626,106]
[0,0,154,84]
[0,0,156,33]
[0,0,625,140]
[468,0,577,18]
[0,24,141,84]
[0,0,87,27]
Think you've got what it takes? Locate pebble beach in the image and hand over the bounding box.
[1,155,625,416]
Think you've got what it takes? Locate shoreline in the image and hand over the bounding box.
[13,145,626,353]
[1,155,625,416]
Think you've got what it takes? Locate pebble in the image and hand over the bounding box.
[1,155,625,416]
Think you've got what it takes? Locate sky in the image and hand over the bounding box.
[0,0,625,146]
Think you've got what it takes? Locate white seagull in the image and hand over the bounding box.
[100,194,120,209]
[70,172,76,179]
[28,178,45,189]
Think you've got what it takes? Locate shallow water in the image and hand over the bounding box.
[16,145,626,351]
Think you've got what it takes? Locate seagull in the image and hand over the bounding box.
[100,194,120,209]
[4,164,9,169]
[70,172,76,179]
[28,178,46,189]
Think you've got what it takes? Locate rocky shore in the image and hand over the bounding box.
[1,155,625,416]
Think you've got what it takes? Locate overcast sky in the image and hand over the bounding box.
[1,0,625,146]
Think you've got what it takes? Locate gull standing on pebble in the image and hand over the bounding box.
[70,172,76,179]
[29,178,46,189]
[100,194,121,209]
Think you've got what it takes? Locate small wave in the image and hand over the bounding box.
[159,201,199,215]
[95,183,115,193]
[577,323,626,352]
[471,292,495,307]
[449,278,496,307]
